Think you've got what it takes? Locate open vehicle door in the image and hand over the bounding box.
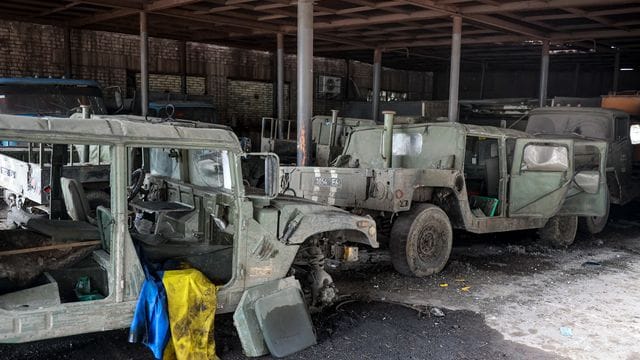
[556,140,608,217]
[509,138,574,217]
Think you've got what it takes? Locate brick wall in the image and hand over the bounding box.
[0,20,434,126]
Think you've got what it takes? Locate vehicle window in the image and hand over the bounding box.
[615,117,629,141]
[150,148,182,180]
[0,84,107,116]
[526,113,611,140]
[521,144,568,171]
[393,133,422,156]
[189,149,232,190]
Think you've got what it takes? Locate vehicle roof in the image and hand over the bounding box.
[149,101,216,109]
[0,114,240,150]
[385,121,530,138]
[529,106,628,118]
[0,77,101,88]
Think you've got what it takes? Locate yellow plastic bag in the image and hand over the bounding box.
[162,269,219,360]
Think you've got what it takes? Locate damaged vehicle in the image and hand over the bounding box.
[280,112,608,277]
[0,114,377,357]
[526,107,638,234]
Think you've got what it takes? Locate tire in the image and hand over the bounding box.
[390,204,453,277]
[538,215,578,247]
[85,190,111,210]
[578,189,610,235]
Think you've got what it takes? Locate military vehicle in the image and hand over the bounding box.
[0,114,377,357]
[260,112,375,165]
[280,112,608,277]
[526,107,637,234]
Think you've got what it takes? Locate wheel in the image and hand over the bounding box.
[390,204,453,277]
[85,190,111,210]
[538,215,578,247]
[578,189,610,235]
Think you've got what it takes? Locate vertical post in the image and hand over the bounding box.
[448,15,462,122]
[50,144,67,220]
[64,26,72,78]
[479,62,486,100]
[372,48,382,122]
[573,63,580,97]
[612,51,620,93]
[140,11,149,117]
[538,40,550,108]
[296,0,313,166]
[180,41,187,95]
[345,59,350,100]
[277,33,285,139]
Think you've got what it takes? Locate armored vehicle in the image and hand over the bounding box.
[280,113,608,277]
[260,112,375,165]
[0,114,377,357]
[526,107,638,234]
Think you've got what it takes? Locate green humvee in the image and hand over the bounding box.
[0,114,377,357]
[280,118,608,277]
[526,107,639,234]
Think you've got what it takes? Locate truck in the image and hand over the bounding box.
[0,78,112,211]
[525,107,638,234]
[260,112,376,165]
[280,112,608,277]
[0,114,378,357]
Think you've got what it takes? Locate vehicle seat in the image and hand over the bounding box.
[96,206,113,252]
[61,177,96,225]
[485,157,500,197]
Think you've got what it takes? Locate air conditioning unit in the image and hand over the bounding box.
[319,75,342,95]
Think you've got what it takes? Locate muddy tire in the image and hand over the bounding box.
[538,215,578,247]
[578,189,609,235]
[85,190,110,210]
[390,204,452,277]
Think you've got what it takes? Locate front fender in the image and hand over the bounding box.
[281,210,378,248]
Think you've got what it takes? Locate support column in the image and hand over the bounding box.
[448,16,462,122]
[372,48,382,122]
[479,62,486,100]
[63,26,72,78]
[277,33,285,138]
[296,0,313,166]
[140,11,149,117]
[180,41,187,95]
[613,51,620,93]
[538,40,550,108]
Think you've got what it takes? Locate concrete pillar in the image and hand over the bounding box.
[613,51,620,93]
[372,48,382,122]
[296,0,313,166]
[277,33,285,138]
[448,16,462,122]
[140,11,149,117]
[180,41,187,95]
[64,26,72,78]
[538,40,550,108]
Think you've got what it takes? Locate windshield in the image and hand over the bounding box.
[526,112,611,140]
[0,84,107,116]
[149,148,232,190]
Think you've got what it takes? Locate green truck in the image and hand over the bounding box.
[0,114,377,357]
[280,112,608,277]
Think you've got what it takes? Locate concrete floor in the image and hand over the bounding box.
[1,204,640,359]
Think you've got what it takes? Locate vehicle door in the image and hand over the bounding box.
[508,138,574,217]
[556,140,608,217]
[609,116,634,197]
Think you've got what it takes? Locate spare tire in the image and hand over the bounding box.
[578,189,610,235]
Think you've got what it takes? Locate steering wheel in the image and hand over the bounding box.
[128,168,146,201]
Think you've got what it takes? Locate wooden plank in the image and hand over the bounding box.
[0,241,101,257]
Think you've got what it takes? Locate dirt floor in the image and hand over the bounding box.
[1,202,640,359]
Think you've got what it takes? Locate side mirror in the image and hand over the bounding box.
[630,124,640,145]
[574,170,600,194]
[242,152,280,199]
